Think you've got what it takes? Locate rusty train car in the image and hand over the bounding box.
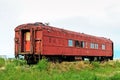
[14,22,113,63]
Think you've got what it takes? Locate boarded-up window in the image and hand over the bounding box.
[49,37,51,43]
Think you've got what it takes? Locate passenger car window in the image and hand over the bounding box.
[75,40,80,47]
[95,44,98,49]
[68,40,73,47]
[90,43,98,49]
[90,43,94,48]
[80,41,85,48]
[102,44,105,50]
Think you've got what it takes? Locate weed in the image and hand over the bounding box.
[91,61,100,68]
[36,58,49,71]
[0,58,5,67]
[0,59,120,80]
[110,73,120,80]
[12,59,26,66]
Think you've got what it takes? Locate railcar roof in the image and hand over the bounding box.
[15,22,113,43]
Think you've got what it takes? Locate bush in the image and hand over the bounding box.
[12,59,26,66]
[91,61,100,68]
[5,63,15,71]
[0,58,5,67]
[115,60,120,67]
[36,59,48,71]
[110,73,120,80]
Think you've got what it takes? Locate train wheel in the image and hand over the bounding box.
[80,57,84,61]
[15,54,19,59]
[89,57,94,61]
[110,56,113,60]
[26,54,37,65]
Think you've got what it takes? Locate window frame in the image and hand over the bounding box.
[95,43,98,49]
[68,39,73,47]
[90,43,94,49]
[90,43,99,49]
[102,44,105,50]
[80,41,85,48]
[75,40,80,47]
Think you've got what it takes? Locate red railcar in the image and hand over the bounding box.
[14,22,113,63]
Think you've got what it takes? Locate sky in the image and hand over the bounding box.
[0,0,120,58]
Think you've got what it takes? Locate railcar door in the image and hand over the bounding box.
[25,31,30,52]
[21,30,30,52]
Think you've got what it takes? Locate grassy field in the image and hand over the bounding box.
[0,58,120,80]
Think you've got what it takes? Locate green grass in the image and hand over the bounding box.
[0,58,120,80]
[0,58,5,67]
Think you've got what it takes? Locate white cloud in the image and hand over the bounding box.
[17,0,120,25]
[0,0,120,57]
[18,0,108,21]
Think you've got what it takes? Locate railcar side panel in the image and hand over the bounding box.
[15,31,19,56]
[41,27,113,57]
[34,30,42,54]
